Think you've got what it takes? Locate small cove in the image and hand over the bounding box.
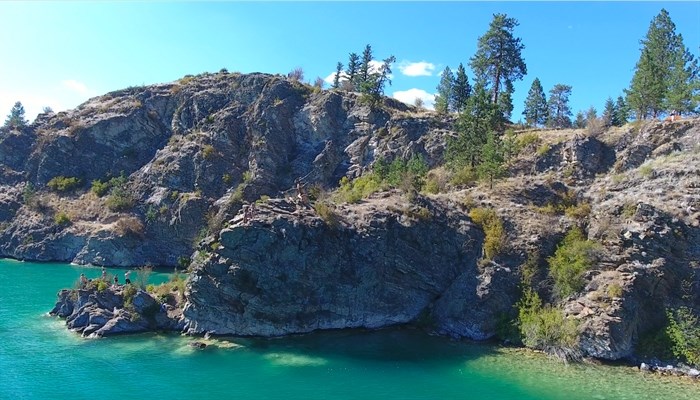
[0,259,696,400]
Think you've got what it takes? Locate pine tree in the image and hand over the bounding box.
[626,9,698,118]
[346,53,360,90]
[573,111,586,129]
[4,101,27,129]
[522,78,548,126]
[498,81,514,122]
[434,66,454,115]
[358,44,374,90]
[585,106,597,124]
[614,96,629,126]
[602,97,616,127]
[469,13,527,109]
[451,63,471,113]
[547,84,573,129]
[478,131,505,189]
[446,84,497,168]
[665,45,698,114]
[332,62,343,89]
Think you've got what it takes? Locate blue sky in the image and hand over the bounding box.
[1,1,699,122]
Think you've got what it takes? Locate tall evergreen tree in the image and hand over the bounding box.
[626,9,698,118]
[547,84,573,129]
[602,97,616,127]
[332,62,343,89]
[614,96,629,126]
[446,83,498,168]
[358,44,374,89]
[585,106,597,124]
[4,101,27,129]
[522,78,548,126]
[573,111,586,129]
[665,44,698,114]
[498,81,514,122]
[469,13,527,109]
[434,66,454,114]
[451,64,471,113]
[346,53,360,89]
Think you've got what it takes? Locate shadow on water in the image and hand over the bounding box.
[231,326,496,365]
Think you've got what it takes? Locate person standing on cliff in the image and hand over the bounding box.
[124,270,131,285]
[79,273,88,289]
[101,266,107,280]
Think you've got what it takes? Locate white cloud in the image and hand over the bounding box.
[392,88,436,110]
[62,79,91,96]
[398,61,436,77]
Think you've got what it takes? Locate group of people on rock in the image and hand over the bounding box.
[78,267,132,289]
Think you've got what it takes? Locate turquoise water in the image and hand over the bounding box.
[0,259,697,400]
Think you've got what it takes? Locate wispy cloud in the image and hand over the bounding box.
[62,79,92,96]
[398,61,436,77]
[392,88,436,109]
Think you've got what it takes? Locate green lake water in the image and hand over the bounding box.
[0,259,697,399]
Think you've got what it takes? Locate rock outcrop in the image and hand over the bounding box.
[50,284,184,337]
[183,195,517,339]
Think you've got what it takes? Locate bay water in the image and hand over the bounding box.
[0,259,696,399]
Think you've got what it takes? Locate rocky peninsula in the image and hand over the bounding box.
[0,72,697,367]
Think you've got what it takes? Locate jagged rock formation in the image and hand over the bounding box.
[50,285,183,337]
[11,72,699,362]
[0,72,448,266]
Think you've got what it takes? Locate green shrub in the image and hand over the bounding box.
[22,182,36,205]
[516,132,541,150]
[334,174,383,204]
[202,144,216,160]
[607,283,623,298]
[222,173,233,185]
[145,205,157,224]
[666,307,700,367]
[96,279,108,292]
[449,165,477,187]
[638,164,654,178]
[564,203,592,220]
[314,202,340,228]
[122,284,138,308]
[536,143,551,157]
[548,227,600,299]
[517,289,581,362]
[636,326,674,360]
[54,211,71,226]
[106,187,135,212]
[469,207,506,260]
[47,176,81,192]
[91,179,111,197]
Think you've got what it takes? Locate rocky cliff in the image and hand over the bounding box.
[11,72,698,362]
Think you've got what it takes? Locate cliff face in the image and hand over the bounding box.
[183,196,517,338]
[7,72,698,361]
[0,72,449,266]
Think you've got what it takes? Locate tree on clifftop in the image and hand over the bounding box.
[626,9,699,118]
[470,13,526,117]
[451,63,471,113]
[434,66,454,114]
[4,101,27,129]
[522,78,548,127]
[547,84,573,129]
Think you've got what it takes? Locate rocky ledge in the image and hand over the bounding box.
[50,284,184,337]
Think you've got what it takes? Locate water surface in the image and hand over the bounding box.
[0,259,696,399]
